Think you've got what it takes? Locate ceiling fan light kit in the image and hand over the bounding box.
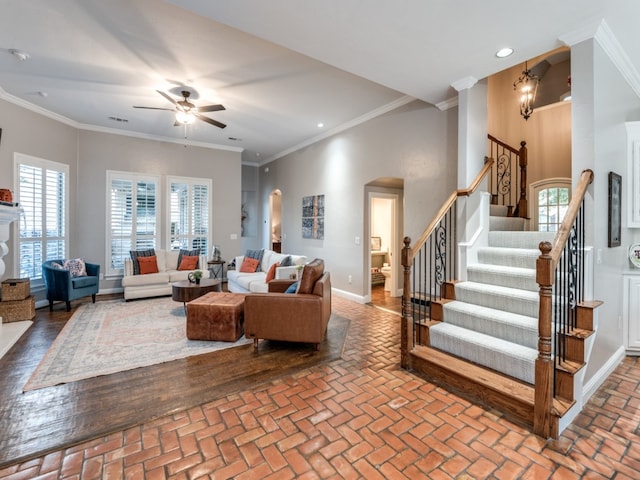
[134,89,226,129]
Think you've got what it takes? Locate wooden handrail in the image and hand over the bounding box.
[545,169,594,276]
[488,134,519,155]
[411,157,494,258]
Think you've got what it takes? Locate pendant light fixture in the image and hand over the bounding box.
[513,61,539,121]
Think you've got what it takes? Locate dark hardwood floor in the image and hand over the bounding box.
[370,284,402,314]
[0,293,349,468]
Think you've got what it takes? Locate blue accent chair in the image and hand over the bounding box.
[42,260,100,312]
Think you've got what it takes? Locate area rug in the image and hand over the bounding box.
[23,297,251,391]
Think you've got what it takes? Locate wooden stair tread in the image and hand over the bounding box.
[555,359,585,375]
[579,300,604,309]
[566,327,594,339]
[411,345,534,404]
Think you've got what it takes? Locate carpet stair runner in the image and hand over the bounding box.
[429,224,553,385]
[411,200,598,433]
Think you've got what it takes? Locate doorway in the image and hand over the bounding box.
[367,183,403,313]
[269,189,282,252]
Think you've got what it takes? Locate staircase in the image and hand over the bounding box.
[402,163,600,438]
[429,206,553,385]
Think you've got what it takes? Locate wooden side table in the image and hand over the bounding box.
[207,260,226,280]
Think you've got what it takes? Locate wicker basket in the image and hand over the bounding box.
[0,296,35,322]
[1,278,30,302]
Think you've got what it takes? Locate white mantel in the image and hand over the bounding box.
[0,204,23,280]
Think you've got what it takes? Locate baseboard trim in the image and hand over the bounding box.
[332,288,367,304]
[582,345,626,403]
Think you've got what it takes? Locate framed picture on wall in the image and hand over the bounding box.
[371,236,382,251]
[608,171,622,247]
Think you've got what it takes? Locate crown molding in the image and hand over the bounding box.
[78,123,243,152]
[264,95,415,164]
[0,87,243,153]
[436,96,458,111]
[560,19,640,99]
[0,87,79,127]
[451,76,478,92]
[594,20,640,98]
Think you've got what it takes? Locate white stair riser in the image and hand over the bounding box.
[430,323,536,384]
[467,266,538,292]
[443,302,538,349]
[454,283,539,317]
[489,217,526,231]
[477,248,539,269]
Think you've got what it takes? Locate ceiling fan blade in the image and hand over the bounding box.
[133,106,175,111]
[195,113,226,129]
[156,90,177,106]
[197,104,225,112]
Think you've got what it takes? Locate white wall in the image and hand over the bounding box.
[572,38,640,383]
[256,100,458,299]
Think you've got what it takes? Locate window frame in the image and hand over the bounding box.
[166,175,212,256]
[529,177,572,232]
[106,170,161,277]
[13,153,69,284]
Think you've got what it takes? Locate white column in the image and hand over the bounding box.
[0,205,23,280]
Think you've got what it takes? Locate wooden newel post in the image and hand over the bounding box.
[401,236,412,369]
[518,141,528,219]
[534,240,554,438]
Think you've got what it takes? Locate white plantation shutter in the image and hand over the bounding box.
[15,154,68,282]
[106,172,159,276]
[168,176,211,254]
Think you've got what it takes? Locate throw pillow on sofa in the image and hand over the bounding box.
[265,262,280,282]
[245,249,264,271]
[240,257,260,273]
[178,255,199,271]
[298,259,324,294]
[138,255,159,274]
[177,248,200,269]
[130,248,156,275]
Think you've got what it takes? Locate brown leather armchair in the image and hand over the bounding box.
[244,259,331,351]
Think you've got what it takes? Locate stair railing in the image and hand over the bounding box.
[401,158,494,368]
[487,135,528,218]
[534,169,594,438]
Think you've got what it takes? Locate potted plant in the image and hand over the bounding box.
[188,270,203,285]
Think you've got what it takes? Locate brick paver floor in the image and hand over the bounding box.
[1,296,639,479]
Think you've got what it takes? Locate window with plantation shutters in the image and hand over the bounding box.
[106,171,159,276]
[168,176,211,255]
[14,153,68,282]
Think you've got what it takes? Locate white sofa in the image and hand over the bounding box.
[227,249,307,293]
[122,249,207,300]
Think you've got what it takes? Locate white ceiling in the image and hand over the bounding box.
[1,0,639,164]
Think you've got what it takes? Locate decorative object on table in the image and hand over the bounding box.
[188,269,203,285]
[302,194,325,239]
[608,171,622,247]
[211,245,222,261]
[0,189,12,203]
[629,243,640,268]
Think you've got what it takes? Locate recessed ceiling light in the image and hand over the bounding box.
[495,47,514,58]
[8,48,30,61]
[317,123,324,128]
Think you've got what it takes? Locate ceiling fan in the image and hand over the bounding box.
[134,90,226,129]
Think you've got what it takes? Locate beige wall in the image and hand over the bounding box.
[0,100,79,280]
[488,62,572,190]
[0,98,243,297]
[256,100,458,299]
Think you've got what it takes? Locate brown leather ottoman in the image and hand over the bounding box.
[186,292,246,341]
